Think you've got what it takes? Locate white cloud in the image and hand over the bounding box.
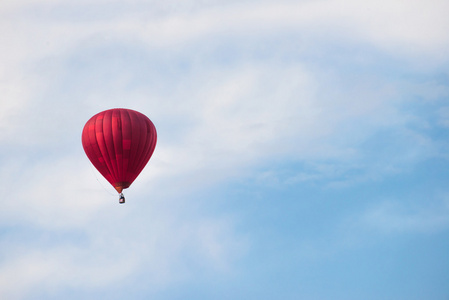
[0,152,247,298]
[0,0,448,297]
[0,246,139,299]
[0,0,443,210]
[2,0,448,66]
[130,0,449,62]
[3,213,247,298]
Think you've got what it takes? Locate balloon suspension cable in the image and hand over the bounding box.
[88,163,116,196]
[119,193,125,204]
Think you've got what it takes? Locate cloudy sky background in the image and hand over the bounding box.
[1,0,449,299]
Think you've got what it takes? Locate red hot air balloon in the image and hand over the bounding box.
[82,108,157,203]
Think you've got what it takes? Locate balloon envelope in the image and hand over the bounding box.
[82,108,157,193]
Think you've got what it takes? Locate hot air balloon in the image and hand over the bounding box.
[81,108,157,204]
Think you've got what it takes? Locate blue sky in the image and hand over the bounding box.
[1,0,449,299]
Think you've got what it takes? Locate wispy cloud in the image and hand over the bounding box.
[360,197,449,234]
